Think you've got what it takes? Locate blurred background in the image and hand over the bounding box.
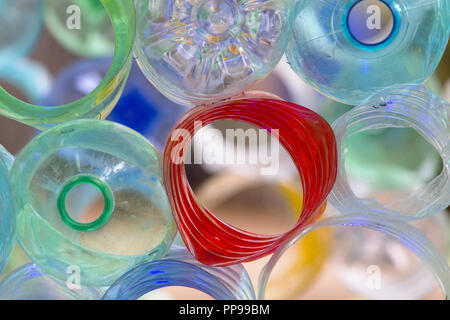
[0,0,449,300]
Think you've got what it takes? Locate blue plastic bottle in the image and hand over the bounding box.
[286,0,449,105]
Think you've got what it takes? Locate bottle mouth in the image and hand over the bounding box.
[163,98,337,265]
[330,84,450,221]
[57,174,115,232]
[342,0,401,51]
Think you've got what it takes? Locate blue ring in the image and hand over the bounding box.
[102,246,255,300]
[341,0,401,51]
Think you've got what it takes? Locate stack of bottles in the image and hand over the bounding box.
[0,0,448,300]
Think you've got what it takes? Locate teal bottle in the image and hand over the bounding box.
[286,0,449,105]
[11,120,176,286]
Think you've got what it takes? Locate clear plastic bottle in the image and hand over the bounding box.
[134,0,294,106]
[11,120,176,286]
[330,84,450,221]
[286,0,449,105]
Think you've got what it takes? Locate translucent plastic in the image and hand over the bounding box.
[446,0,450,33]
[329,84,450,221]
[195,172,332,298]
[0,0,43,70]
[163,98,337,265]
[286,0,449,105]
[264,183,332,299]
[190,91,303,182]
[0,263,103,300]
[0,145,15,276]
[102,246,255,300]
[44,58,188,151]
[45,0,115,57]
[0,0,135,129]
[333,211,449,299]
[189,91,304,183]
[343,127,442,191]
[134,0,294,106]
[258,213,450,300]
[11,120,176,286]
[315,84,443,192]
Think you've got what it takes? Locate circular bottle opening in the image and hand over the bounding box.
[0,0,115,106]
[343,0,400,50]
[57,175,114,232]
[185,120,301,236]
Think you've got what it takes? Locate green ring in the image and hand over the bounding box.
[0,0,136,129]
[57,175,115,232]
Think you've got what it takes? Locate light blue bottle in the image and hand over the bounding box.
[0,0,43,70]
[286,0,449,105]
[0,145,15,277]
